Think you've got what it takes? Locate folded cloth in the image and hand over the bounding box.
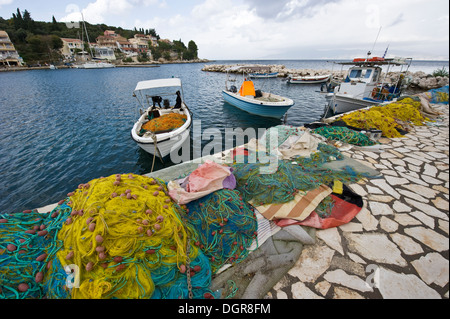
[254,184,332,222]
[168,160,236,204]
[275,185,364,229]
[278,131,320,160]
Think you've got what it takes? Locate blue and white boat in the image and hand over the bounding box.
[222,67,294,119]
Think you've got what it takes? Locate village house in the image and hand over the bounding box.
[0,30,23,67]
[60,38,83,59]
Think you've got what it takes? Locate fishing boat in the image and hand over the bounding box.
[248,66,279,78]
[287,74,331,84]
[222,66,294,119]
[131,78,192,160]
[323,55,412,117]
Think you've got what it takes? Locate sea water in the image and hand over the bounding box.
[0,59,448,213]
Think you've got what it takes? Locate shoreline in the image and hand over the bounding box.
[0,59,212,73]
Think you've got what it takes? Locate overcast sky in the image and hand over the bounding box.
[1,0,448,60]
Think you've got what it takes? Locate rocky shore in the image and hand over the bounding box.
[202,64,449,91]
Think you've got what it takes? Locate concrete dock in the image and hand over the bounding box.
[266,103,449,299]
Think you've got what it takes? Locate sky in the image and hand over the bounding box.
[1,0,449,60]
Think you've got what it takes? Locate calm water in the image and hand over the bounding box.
[0,59,448,214]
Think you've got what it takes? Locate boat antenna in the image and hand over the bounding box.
[369,26,382,56]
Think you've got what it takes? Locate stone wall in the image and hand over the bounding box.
[202,64,449,91]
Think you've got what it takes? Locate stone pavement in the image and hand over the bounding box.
[268,104,449,299]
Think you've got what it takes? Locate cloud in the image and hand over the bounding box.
[0,0,13,8]
[243,0,342,20]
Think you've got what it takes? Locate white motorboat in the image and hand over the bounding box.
[75,61,115,69]
[131,78,192,160]
[324,55,412,117]
[222,66,294,119]
[287,74,331,84]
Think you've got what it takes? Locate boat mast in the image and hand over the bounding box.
[81,12,95,60]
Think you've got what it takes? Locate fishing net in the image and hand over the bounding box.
[142,113,187,134]
[423,85,449,104]
[312,126,377,146]
[185,189,258,274]
[51,173,214,299]
[231,143,368,207]
[0,202,72,299]
[338,98,435,138]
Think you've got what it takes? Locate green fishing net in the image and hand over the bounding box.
[312,126,377,146]
[232,143,369,207]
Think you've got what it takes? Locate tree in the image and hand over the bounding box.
[187,40,198,59]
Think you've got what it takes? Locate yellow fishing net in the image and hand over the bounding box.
[55,173,200,299]
[340,98,432,138]
[142,113,187,133]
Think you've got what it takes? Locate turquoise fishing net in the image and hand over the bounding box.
[185,189,258,273]
[151,250,214,299]
[312,126,377,146]
[0,201,72,299]
[426,85,449,104]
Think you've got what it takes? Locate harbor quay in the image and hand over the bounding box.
[28,99,449,299]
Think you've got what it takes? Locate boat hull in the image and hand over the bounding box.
[326,93,380,115]
[288,75,331,84]
[222,90,294,119]
[133,128,191,158]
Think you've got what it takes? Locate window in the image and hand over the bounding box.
[364,69,372,79]
[349,69,362,78]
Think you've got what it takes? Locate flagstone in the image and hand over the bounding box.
[339,222,363,232]
[432,185,449,195]
[349,183,367,196]
[404,198,448,220]
[438,219,449,234]
[380,216,398,232]
[344,233,407,266]
[291,281,324,299]
[422,174,445,185]
[348,252,366,264]
[411,253,449,287]
[398,189,429,203]
[369,201,394,216]
[377,267,441,299]
[315,281,331,296]
[288,244,335,283]
[389,158,406,166]
[324,269,373,293]
[388,149,405,158]
[370,179,400,199]
[399,172,429,186]
[403,157,424,166]
[384,175,409,186]
[410,211,435,229]
[427,151,448,159]
[432,197,449,211]
[380,152,395,159]
[392,201,413,213]
[423,163,438,177]
[316,228,344,256]
[366,185,384,195]
[404,226,449,252]
[402,184,439,198]
[390,233,424,255]
[437,172,449,182]
[355,207,379,231]
[332,286,365,299]
[367,194,394,203]
[407,164,421,173]
[393,213,420,226]
[380,170,398,177]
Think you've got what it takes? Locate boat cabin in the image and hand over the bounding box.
[334,65,382,100]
